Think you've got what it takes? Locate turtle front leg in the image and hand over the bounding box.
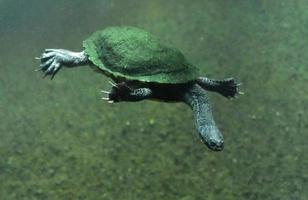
[36,49,90,79]
[197,77,243,99]
[101,81,153,103]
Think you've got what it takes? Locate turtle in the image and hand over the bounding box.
[36,26,242,151]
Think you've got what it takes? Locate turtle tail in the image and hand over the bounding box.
[182,84,224,151]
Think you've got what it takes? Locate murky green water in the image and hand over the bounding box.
[0,0,307,199]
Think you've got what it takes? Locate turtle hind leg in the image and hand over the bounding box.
[196,77,242,99]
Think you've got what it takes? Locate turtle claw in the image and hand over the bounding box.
[101,83,115,102]
[101,96,114,104]
[235,83,244,97]
[45,49,59,52]
[108,80,118,88]
[34,68,42,72]
[101,90,110,94]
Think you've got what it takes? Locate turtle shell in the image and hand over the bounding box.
[83,26,199,83]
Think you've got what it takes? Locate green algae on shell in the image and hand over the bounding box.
[83,26,199,83]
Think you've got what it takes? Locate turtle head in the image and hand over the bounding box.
[200,125,224,151]
[182,83,225,151]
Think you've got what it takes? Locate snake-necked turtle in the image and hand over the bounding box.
[36,26,242,151]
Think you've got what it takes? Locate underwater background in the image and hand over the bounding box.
[0,0,307,199]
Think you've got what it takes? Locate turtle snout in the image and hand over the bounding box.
[208,139,224,151]
[198,125,224,151]
[201,126,224,151]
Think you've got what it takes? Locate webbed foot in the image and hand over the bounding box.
[197,77,243,99]
[35,49,88,79]
[101,81,153,103]
[101,81,133,103]
[215,77,242,99]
